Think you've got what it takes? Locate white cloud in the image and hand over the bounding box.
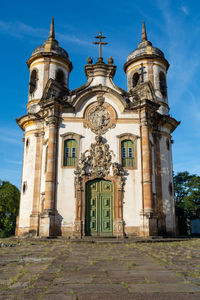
[0,20,46,39]
[0,19,91,47]
[181,6,189,16]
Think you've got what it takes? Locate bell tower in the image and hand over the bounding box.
[16,19,73,237]
[26,18,72,112]
[124,21,169,115]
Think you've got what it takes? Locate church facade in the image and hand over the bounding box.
[16,20,179,238]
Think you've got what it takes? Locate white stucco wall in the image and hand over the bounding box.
[18,133,37,229]
[28,58,70,104]
[55,97,143,229]
[159,134,175,232]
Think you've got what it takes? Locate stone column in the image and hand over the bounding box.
[29,131,43,235]
[140,108,158,236]
[39,115,58,237]
[113,177,124,237]
[147,59,154,87]
[43,58,50,89]
[73,176,83,238]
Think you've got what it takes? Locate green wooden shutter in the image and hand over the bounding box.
[63,139,77,166]
[121,140,134,167]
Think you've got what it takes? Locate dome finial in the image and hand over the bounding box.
[49,18,55,40]
[141,20,147,42]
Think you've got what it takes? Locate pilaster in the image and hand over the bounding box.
[113,176,124,237]
[29,131,44,235]
[39,112,59,236]
[140,105,158,236]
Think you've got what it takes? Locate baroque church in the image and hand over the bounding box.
[16,19,179,238]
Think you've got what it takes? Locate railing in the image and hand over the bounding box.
[64,157,76,167]
[122,158,134,167]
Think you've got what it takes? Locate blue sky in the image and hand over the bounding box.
[0,0,200,189]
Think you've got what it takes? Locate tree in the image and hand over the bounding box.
[0,180,20,237]
[174,172,200,235]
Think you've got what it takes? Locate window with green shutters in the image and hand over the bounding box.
[121,140,135,167]
[63,139,77,167]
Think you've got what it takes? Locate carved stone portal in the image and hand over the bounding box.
[73,134,126,238]
[84,96,116,135]
[74,135,125,181]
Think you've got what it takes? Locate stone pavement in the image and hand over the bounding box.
[0,238,199,299]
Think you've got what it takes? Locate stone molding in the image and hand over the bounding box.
[84,61,116,79]
[73,134,126,238]
[72,85,128,113]
[60,132,82,168]
[117,133,139,170]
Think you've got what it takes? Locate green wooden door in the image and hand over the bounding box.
[85,179,113,236]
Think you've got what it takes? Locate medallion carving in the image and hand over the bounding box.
[84,96,116,135]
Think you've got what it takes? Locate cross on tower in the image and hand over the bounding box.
[139,63,147,82]
[93,32,108,61]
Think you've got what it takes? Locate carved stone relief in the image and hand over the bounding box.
[84,96,116,135]
[74,135,126,189]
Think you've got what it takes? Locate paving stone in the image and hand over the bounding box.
[0,238,200,299]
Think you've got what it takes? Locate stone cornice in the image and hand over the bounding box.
[159,115,180,133]
[16,115,40,131]
[27,52,73,71]
[71,84,128,112]
[124,54,169,73]
[70,78,94,96]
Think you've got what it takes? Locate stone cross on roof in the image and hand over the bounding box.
[93,32,108,62]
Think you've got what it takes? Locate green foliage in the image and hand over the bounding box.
[0,180,20,237]
[174,172,200,235]
[174,172,200,215]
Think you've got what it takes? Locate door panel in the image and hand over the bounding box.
[85,179,113,236]
[101,195,113,234]
[90,195,98,234]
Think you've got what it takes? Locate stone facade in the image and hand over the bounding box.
[16,20,179,238]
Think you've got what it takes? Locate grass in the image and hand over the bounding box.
[121,281,129,289]
[73,266,80,271]
[89,260,97,266]
[90,274,96,283]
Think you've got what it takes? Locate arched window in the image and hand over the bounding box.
[159,71,167,98]
[56,69,65,85]
[121,140,135,167]
[29,69,37,94]
[63,139,77,167]
[132,72,140,88]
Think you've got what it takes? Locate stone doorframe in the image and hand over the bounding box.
[73,174,125,238]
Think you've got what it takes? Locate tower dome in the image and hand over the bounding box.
[30,19,70,63]
[27,18,73,108]
[124,22,170,114]
[126,22,167,63]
